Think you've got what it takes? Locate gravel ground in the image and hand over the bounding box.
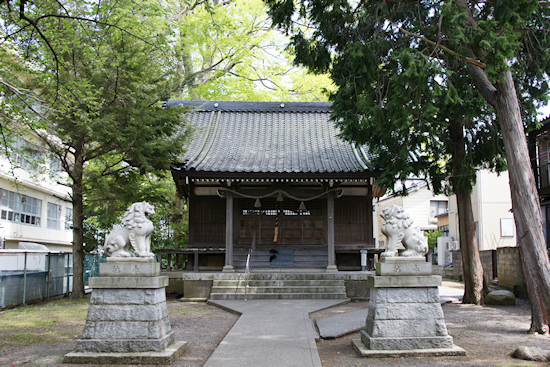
[311,281,550,367]
[1,282,549,367]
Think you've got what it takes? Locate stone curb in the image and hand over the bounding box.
[352,339,466,358]
[63,340,187,365]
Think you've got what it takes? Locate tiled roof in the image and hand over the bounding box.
[170,101,377,178]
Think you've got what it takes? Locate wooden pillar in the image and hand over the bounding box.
[327,191,338,272]
[193,249,199,272]
[223,191,235,272]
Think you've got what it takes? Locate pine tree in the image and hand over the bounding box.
[1,0,189,298]
[266,0,550,332]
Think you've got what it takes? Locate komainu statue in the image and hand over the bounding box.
[380,204,429,258]
[104,202,155,258]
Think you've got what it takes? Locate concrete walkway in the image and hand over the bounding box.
[205,286,463,367]
[205,299,345,367]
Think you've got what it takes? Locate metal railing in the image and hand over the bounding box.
[244,233,256,301]
[153,248,225,271]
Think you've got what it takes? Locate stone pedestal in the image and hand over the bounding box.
[353,257,465,357]
[64,258,187,364]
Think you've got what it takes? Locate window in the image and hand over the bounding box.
[0,189,42,226]
[438,224,450,237]
[49,154,64,176]
[65,207,73,230]
[430,200,448,217]
[47,202,61,229]
[10,137,44,172]
[500,218,515,237]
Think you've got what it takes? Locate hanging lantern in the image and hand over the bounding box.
[277,192,284,202]
[254,198,262,208]
[299,201,307,211]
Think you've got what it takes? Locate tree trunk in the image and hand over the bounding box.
[71,153,85,299]
[494,71,550,334]
[448,118,485,304]
[455,188,485,304]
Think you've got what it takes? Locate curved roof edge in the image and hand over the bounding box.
[165,100,331,112]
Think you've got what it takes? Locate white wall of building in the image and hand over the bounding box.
[0,135,73,252]
[448,170,516,251]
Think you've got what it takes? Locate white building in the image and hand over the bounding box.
[0,134,73,252]
[447,170,516,251]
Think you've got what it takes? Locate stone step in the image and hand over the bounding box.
[209,273,348,281]
[208,292,347,301]
[213,279,345,287]
[211,286,347,294]
[209,275,347,300]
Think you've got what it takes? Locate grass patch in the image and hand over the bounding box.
[0,298,89,348]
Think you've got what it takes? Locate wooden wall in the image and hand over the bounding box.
[334,197,374,249]
[188,196,225,247]
[188,192,374,250]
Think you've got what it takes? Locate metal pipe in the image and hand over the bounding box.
[22,251,27,305]
[46,252,51,298]
[65,253,70,296]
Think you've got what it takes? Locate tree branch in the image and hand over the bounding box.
[18,2,61,102]
[399,28,487,69]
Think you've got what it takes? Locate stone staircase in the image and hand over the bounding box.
[208,273,348,300]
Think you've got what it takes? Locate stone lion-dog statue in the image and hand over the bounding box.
[104,201,155,258]
[380,204,429,258]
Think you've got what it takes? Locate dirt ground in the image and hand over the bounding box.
[0,299,239,367]
[1,281,549,367]
[312,280,550,367]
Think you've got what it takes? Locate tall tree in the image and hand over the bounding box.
[266,0,550,331]
[1,0,190,298]
[166,0,334,101]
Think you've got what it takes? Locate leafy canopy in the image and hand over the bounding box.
[264,0,549,193]
[0,0,191,265]
[167,0,334,101]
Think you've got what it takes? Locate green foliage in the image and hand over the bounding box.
[167,0,334,101]
[0,0,193,295]
[425,230,443,250]
[264,0,550,194]
[83,165,188,251]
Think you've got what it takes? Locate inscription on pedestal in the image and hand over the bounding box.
[376,257,432,276]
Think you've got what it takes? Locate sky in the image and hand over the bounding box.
[539,104,550,121]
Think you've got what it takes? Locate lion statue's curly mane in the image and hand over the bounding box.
[104,202,155,258]
[380,204,429,258]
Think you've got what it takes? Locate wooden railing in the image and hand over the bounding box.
[154,248,225,271]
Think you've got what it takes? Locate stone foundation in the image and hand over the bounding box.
[64,259,187,364]
[353,257,465,358]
